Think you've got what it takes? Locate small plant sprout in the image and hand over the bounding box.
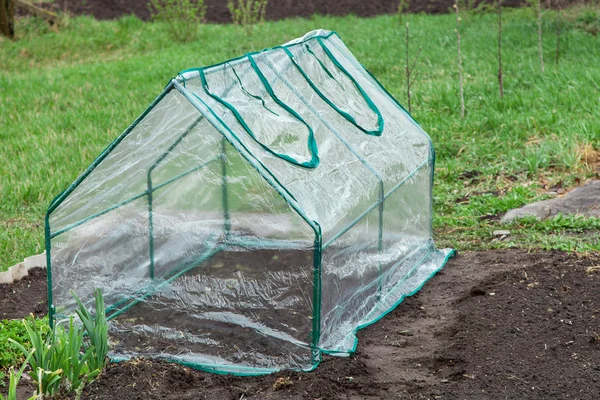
[0,351,35,400]
[397,0,410,26]
[555,0,563,65]
[9,289,109,398]
[528,0,545,72]
[9,315,64,396]
[72,288,109,372]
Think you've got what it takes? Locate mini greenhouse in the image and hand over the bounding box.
[46,30,453,375]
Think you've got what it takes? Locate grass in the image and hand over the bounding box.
[1,6,599,270]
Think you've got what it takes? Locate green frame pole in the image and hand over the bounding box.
[221,136,230,241]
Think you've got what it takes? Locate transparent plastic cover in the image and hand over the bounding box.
[46,30,453,375]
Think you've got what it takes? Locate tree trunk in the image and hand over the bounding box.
[555,0,562,65]
[0,0,15,39]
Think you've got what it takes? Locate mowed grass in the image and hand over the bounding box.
[1,7,599,270]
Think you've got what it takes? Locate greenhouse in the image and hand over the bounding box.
[45,29,454,375]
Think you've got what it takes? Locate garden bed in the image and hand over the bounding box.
[3,250,599,399]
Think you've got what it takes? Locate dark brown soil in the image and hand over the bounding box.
[0,268,47,320]
[4,250,599,399]
[35,0,583,23]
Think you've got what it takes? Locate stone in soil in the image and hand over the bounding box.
[502,180,600,222]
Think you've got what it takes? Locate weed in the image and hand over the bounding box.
[0,351,34,400]
[9,316,64,396]
[72,289,109,372]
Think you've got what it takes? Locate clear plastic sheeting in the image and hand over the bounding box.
[45,30,454,375]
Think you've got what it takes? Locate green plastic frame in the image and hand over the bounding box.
[45,30,452,376]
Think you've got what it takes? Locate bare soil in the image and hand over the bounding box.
[3,250,599,399]
[0,267,47,320]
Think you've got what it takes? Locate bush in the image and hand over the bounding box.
[227,0,268,35]
[148,0,206,42]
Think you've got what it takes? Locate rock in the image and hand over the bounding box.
[502,180,600,223]
[493,230,511,237]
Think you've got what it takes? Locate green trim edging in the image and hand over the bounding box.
[104,245,455,376]
[109,354,319,377]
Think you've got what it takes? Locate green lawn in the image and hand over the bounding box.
[1,7,599,271]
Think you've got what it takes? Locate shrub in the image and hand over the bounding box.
[227,0,268,35]
[148,0,206,42]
